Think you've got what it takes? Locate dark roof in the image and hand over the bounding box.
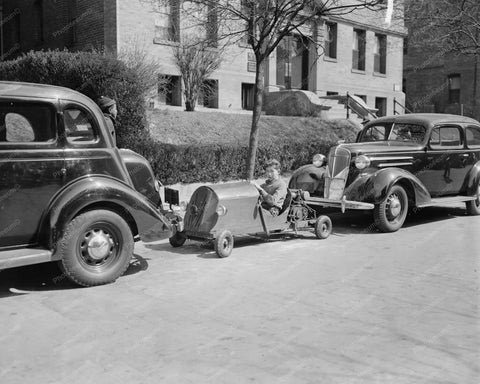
[0,81,98,110]
[370,113,479,126]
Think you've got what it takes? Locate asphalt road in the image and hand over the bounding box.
[0,204,479,384]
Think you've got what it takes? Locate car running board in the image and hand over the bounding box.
[417,195,477,208]
[0,247,57,270]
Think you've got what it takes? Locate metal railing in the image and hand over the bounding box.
[345,92,378,121]
[393,97,412,115]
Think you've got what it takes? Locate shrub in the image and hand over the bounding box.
[0,49,149,147]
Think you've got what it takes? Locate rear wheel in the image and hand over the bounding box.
[314,216,332,239]
[374,184,408,232]
[57,210,133,287]
[214,230,234,258]
[169,231,187,247]
[466,179,480,215]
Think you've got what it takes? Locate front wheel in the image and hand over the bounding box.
[374,185,408,233]
[169,231,187,247]
[214,230,234,258]
[466,179,480,215]
[314,215,332,239]
[57,210,134,287]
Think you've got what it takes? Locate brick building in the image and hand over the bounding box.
[403,4,480,120]
[0,0,406,116]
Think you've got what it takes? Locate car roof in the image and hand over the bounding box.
[368,113,480,127]
[0,81,97,108]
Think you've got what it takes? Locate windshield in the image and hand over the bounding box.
[388,123,426,143]
[359,123,392,142]
[359,122,426,143]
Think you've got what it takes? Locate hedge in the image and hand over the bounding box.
[0,49,148,147]
[131,132,335,185]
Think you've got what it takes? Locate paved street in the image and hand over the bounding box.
[1,204,479,384]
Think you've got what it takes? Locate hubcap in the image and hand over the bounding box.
[387,194,402,219]
[82,229,114,261]
[222,238,230,250]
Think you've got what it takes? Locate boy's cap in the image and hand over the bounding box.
[97,96,116,110]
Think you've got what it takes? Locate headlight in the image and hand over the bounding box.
[355,155,371,169]
[216,204,227,216]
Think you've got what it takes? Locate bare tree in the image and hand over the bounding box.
[173,37,223,111]
[154,0,389,179]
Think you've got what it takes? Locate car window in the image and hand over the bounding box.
[466,126,480,148]
[389,123,426,143]
[429,126,463,149]
[0,102,55,143]
[64,108,97,143]
[359,124,389,142]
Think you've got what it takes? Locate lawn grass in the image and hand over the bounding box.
[147,109,360,146]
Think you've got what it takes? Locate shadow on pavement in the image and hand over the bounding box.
[0,254,149,298]
[328,205,463,235]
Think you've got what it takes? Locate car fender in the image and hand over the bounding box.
[345,167,431,205]
[465,159,480,195]
[40,175,172,249]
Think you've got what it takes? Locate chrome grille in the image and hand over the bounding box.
[325,146,351,199]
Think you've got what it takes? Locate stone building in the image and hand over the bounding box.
[0,0,406,117]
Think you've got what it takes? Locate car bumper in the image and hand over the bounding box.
[304,196,374,212]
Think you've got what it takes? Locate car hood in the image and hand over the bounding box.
[337,141,424,155]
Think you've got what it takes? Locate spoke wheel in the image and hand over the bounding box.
[314,215,332,239]
[57,210,133,287]
[214,230,234,258]
[374,184,408,233]
[466,180,480,215]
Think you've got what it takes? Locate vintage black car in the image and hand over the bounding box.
[298,113,480,232]
[0,81,173,286]
[169,181,332,258]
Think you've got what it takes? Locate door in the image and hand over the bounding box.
[0,99,65,248]
[417,125,474,196]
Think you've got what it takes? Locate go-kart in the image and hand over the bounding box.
[168,181,332,258]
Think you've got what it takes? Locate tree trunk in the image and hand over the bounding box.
[246,59,265,180]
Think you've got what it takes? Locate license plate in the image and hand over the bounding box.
[328,178,345,200]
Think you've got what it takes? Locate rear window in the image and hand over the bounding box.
[466,126,480,148]
[0,101,55,143]
[429,126,463,149]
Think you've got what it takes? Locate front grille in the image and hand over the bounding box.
[325,146,351,199]
[184,187,219,233]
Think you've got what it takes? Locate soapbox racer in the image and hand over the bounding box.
[168,181,332,258]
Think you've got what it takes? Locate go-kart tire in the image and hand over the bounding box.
[169,231,187,247]
[57,210,133,287]
[466,179,480,215]
[314,215,332,239]
[374,184,408,232]
[214,230,234,258]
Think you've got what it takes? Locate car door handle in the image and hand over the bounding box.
[461,153,469,157]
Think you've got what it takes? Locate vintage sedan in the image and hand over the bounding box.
[0,81,174,286]
[299,113,480,232]
[168,181,332,258]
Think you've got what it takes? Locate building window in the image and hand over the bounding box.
[206,3,218,46]
[326,91,339,96]
[374,34,387,74]
[239,0,254,46]
[355,95,367,103]
[155,0,180,42]
[158,75,182,106]
[375,97,387,117]
[242,83,254,110]
[325,22,337,59]
[448,74,461,104]
[4,11,21,53]
[352,29,366,71]
[68,0,78,45]
[34,0,44,44]
[200,79,218,108]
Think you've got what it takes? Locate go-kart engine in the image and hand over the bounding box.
[290,205,309,221]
